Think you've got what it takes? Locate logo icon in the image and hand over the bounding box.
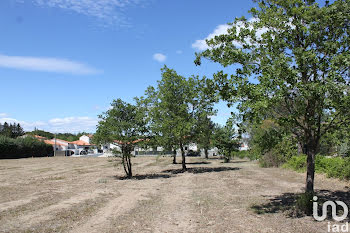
[313,196,349,222]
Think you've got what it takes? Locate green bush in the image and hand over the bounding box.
[233,150,260,160]
[0,136,53,159]
[259,136,298,167]
[284,155,350,180]
[234,150,249,159]
[282,155,307,172]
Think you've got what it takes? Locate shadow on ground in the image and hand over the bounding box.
[185,161,211,165]
[162,167,241,175]
[114,174,172,180]
[250,189,350,220]
[112,166,241,180]
[220,160,249,164]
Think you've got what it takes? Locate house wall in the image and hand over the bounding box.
[102,143,122,153]
[79,135,90,144]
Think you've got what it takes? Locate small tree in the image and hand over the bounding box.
[212,120,240,163]
[95,99,147,178]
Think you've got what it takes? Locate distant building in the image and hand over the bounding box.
[239,143,249,151]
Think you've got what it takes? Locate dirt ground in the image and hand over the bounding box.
[0,156,349,233]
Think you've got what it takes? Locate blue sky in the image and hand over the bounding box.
[0,0,255,133]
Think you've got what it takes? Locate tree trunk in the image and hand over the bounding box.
[172,149,177,164]
[305,148,315,194]
[305,138,319,194]
[122,146,133,178]
[204,148,209,159]
[180,143,186,171]
[122,154,128,175]
[127,155,132,177]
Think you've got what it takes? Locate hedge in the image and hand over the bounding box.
[283,155,350,180]
[0,136,53,159]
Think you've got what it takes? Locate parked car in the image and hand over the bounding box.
[187,150,200,157]
[80,150,88,155]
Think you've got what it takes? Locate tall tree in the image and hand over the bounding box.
[195,0,350,193]
[0,122,24,138]
[94,98,147,178]
[192,77,218,159]
[145,66,197,170]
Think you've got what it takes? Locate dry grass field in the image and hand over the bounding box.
[0,156,349,233]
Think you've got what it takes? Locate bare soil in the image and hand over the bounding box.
[0,156,349,233]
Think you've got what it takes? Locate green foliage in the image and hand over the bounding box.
[195,0,350,193]
[94,98,147,177]
[0,122,25,138]
[235,150,249,159]
[212,119,240,162]
[0,135,53,159]
[260,135,298,167]
[143,66,217,168]
[283,155,307,172]
[284,155,350,180]
[246,119,298,167]
[144,66,195,153]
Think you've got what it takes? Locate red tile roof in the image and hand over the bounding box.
[70,140,94,146]
[34,135,47,140]
[44,140,66,147]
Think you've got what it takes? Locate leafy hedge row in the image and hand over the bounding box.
[283,155,350,180]
[0,136,53,159]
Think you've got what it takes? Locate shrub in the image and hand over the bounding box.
[315,156,345,178]
[259,136,298,167]
[234,150,250,159]
[282,155,307,172]
[284,155,350,180]
[0,136,53,159]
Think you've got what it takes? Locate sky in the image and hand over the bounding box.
[0,0,256,133]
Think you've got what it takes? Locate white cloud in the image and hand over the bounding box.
[0,113,8,117]
[153,53,167,63]
[192,24,232,51]
[0,116,98,133]
[176,50,183,54]
[0,53,100,75]
[192,18,267,51]
[48,117,98,133]
[29,0,147,26]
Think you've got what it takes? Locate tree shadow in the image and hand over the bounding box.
[162,167,240,175]
[250,189,350,220]
[221,160,249,164]
[113,173,172,180]
[185,161,211,165]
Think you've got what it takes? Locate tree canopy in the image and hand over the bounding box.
[195,0,350,193]
[94,98,148,177]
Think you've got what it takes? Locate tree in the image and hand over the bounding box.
[145,66,197,170]
[94,98,147,178]
[212,119,240,163]
[192,77,218,159]
[195,0,350,194]
[0,122,25,138]
[195,117,216,159]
